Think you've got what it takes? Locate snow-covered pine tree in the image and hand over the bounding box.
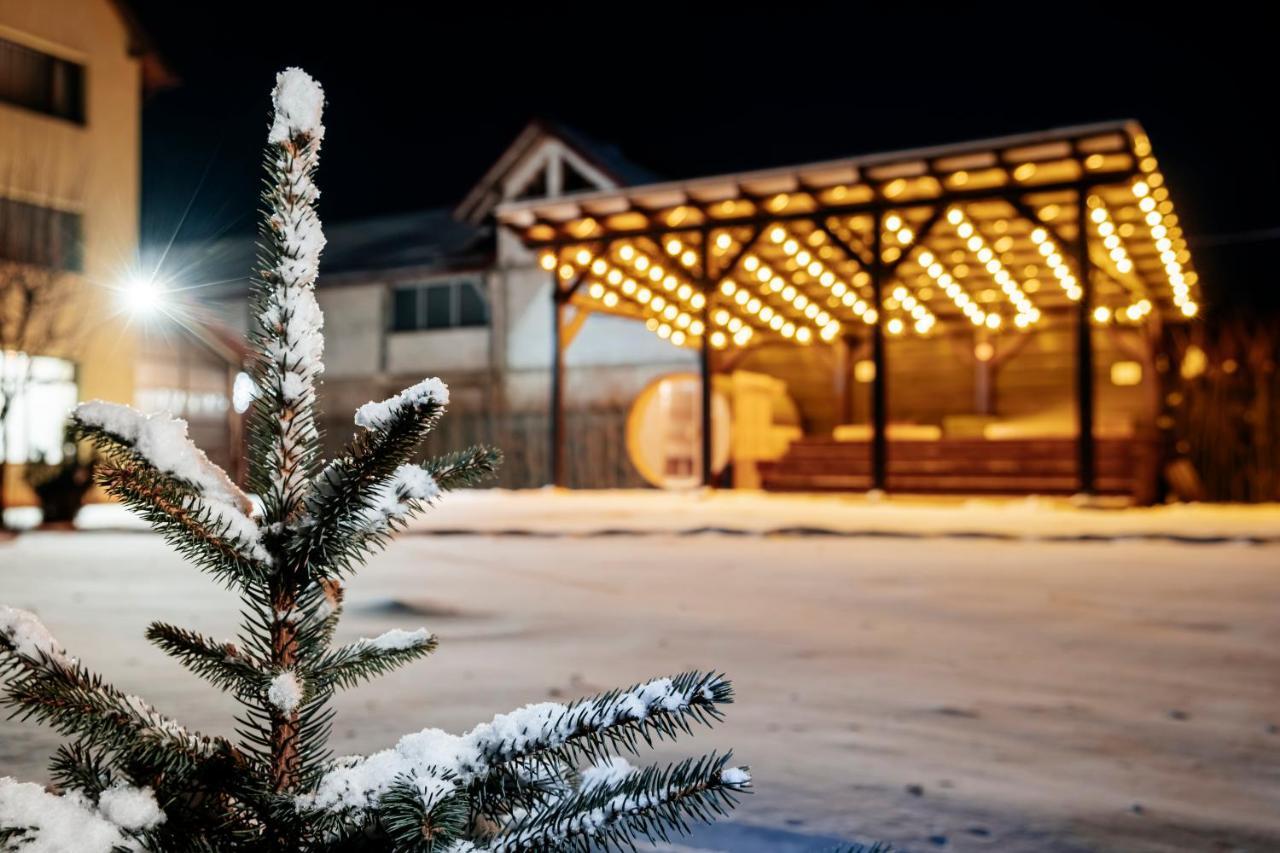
[0,68,749,852]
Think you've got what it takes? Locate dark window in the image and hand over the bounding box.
[0,38,86,124]
[392,288,418,331]
[390,279,488,332]
[562,161,597,194]
[512,168,547,202]
[0,196,83,271]
[458,283,487,326]
[424,285,452,329]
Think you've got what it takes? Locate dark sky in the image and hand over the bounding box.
[132,4,1278,312]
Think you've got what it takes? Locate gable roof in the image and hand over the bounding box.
[454,118,660,225]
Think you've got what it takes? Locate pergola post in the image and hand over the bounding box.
[870,212,888,491]
[834,334,853,426]
[699,231,714,487]
[550,272,566,488]
[1075,188,1096,494]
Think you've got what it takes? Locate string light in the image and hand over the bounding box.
[566,247,703,350]
[771,225,882,332]
[769,226,849,340]
[915,249,987,327]
[889,283,937,335]
[1027,226,1081,302]
[1132,175,1197,317]
[945,207,1038,327]
[737,251,819,343]
[1087,196,1134,275]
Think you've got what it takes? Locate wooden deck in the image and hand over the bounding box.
[759,436,1156,498]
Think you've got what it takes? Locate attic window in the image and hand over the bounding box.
[562,160,598,194]
[512,167,548,202]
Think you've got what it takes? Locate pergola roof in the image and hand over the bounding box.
[497,121,1199,351]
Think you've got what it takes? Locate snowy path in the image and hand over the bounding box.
[1,528,1277,851]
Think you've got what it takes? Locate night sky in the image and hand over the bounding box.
[132,4,1278,313]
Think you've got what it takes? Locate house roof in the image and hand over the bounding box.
[107,0,180,92]
[539,119,661,187]
[159,208,490,300]
[455,119,660,225]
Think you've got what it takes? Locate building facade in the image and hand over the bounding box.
[0,0,177,504]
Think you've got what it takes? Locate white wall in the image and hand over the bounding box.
[387,327,490,376]
[317,284,382,378]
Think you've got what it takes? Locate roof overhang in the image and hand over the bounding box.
[498,121,1199,352]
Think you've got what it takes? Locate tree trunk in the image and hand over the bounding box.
[270,581,299,794]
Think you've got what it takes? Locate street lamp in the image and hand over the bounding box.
[120,273,167,315]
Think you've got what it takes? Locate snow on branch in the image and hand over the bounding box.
[354,378,450,432]
[2,606,226,771]
[298,671,732,816]
[269,67,325,144]
[358,464,440,532]
[0,606,69,669]
[3,649,228,776]
[73,402,267,565]
[578,756,636,792]
[252,66,328,520]
[313,628,437,693]
[75,402,250,512]
[485,753,750,853]
[0,778,163,852]
[267,670,304,713]
[290,382,452,577]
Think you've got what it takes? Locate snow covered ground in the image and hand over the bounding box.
[2,492,1278,851]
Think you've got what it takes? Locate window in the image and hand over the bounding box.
[390,279,488,332]
[562,161,597,193]
[0,196,83,271]
[512,167,548,202]
[0,38,86,124]
[1,353,77,463]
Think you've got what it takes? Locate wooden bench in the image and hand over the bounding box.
[759,436,1154,498]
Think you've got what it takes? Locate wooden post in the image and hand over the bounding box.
[1075,188,1096,494]
[550,273,566,488]
[870,212,887,491]
[834,334,853,426]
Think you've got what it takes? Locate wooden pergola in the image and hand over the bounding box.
[496,121,1199,493]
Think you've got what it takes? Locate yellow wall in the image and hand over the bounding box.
[1,0,143,503]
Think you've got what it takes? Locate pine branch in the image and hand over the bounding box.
[244,69,327,525]
[481,752,750,852]
[473,671,734,778]
[299,671,733,825]
[378,775,469,853]
[145,622,264,696]
[290,389,447,578]
[1,636,240,784]
[95,463,272,585]
[71,405,255,523]
[48,742,119,797]
[424,446,503,492]
[311,629,438,694]
[71,406,271,582]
